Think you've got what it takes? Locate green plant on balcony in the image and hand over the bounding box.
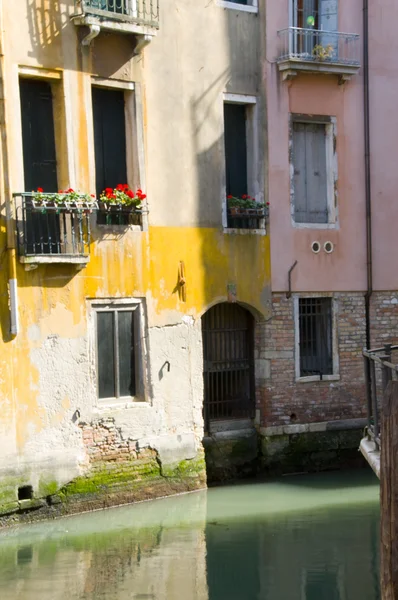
[312,44,334,61]
[227,194,269,217]
[98,184,146,211]
[32,188,96,213]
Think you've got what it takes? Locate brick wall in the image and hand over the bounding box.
[256,292,367,427]
[370,292,398,349]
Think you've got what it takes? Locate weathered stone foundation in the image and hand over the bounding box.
[0,418,206,527]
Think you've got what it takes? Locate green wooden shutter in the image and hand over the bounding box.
[92,87,127,197]
[224,103,248,198]
[20,79,58,191]
[20,79,60,254]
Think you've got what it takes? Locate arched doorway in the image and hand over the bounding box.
[202,303,255,431]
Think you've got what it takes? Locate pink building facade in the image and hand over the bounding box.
[259,0,398,452]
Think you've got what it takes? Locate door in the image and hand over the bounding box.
[202,303,255,430]
[319,0,338,57]
[20,78,60,254]
[292,0,320,56]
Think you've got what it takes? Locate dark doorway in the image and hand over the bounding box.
[202,303,255,430]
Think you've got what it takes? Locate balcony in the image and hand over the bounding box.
[72,0,159,48]
[14,193,96,269]
[277,28,360,83]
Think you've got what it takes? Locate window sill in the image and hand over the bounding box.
[292,221,337,230]
[296,374,340,383]
[95,398,148,411]
[223,227,266,236]
[216,1,258,13]
[20,255,89,270]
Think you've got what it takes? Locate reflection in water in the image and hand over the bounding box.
[0,470,380,600]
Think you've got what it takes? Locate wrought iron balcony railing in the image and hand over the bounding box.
[227,207,268,230]
[74,0,159,28]
[278,27,360,65]
[277,27,360,82]
[14,193,95,263]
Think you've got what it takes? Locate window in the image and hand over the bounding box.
[223,95,262,230]
[20,78,60,254]
[292,118,336,225]
[298,298,333,378]
[95,304,141,401]
[291,1,338,31]
[92,86,128,225]
[224,103,248,200]
[217,0,258,13]
[290,1,339,56]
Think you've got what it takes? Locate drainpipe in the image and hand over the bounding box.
[7,212,18,337]
[363,0,372,349]
[0,0,18,336]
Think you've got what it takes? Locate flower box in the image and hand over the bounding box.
[97,185,146,226]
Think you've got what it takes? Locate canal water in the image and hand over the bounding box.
[0,469,380,600]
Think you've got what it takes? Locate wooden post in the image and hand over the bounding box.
[380,380,398,599]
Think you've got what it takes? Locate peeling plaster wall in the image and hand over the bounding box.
[0,0,270,505]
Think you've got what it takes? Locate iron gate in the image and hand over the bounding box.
[202,303,255,428]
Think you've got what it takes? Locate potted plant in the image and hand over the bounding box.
[312,44,334,61]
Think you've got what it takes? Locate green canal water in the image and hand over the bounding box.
[0,469,380,600]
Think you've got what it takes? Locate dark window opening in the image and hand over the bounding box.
[18,485,34,501]
[224,103,248,200]
[293,121,328,224]
[202,303,255,428]
[92,87,128,225]
[20,78,60,254]
[228,0,249,4]
[299,298,333,377]
[97,308,137,400]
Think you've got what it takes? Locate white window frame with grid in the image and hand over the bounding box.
[216,0,258,14]
[89,299,148,406]
[293,294,340,383]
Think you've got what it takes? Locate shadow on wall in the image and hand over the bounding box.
[26,0,136,74]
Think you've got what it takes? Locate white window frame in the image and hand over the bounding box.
[294,294,340,383]
[216,0,258,14]
[222,93,264,234]
[290,115,338,230]
[88,77,148,232]
[89,298,148,406]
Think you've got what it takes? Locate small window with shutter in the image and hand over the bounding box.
[292,120,331,224]
[95,302,144,403]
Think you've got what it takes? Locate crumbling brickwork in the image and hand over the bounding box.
[256,293,367,427]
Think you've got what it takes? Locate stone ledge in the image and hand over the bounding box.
[260,418,367,437]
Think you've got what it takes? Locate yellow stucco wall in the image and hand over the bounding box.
[0,0,270,479]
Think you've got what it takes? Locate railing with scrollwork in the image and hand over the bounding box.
[74,0,159,28]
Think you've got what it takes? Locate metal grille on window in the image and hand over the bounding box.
[97,309,136,400]
[202,303,255,428]
[299,298,333,378]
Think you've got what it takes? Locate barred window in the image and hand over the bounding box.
[299,298,333,377]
